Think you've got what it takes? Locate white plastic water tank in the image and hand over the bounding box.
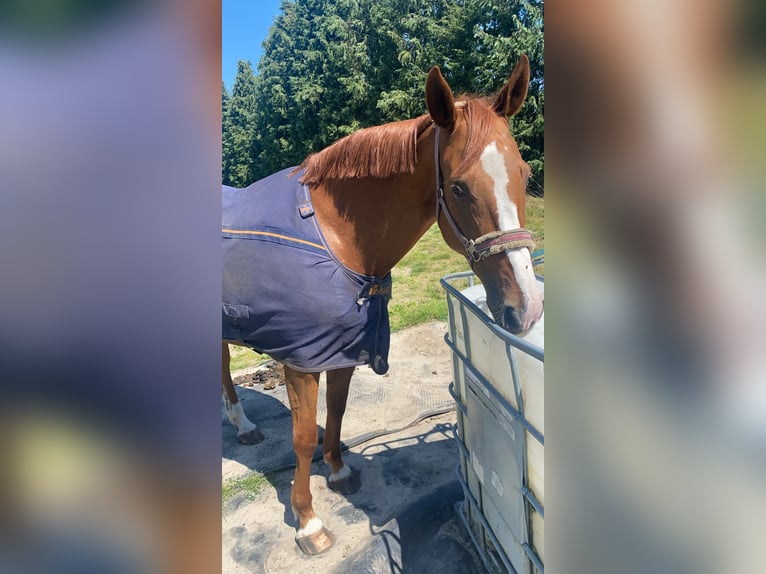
[453,278,544,567]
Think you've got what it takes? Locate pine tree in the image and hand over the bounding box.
[223,0,544,189]
[224,61,258,187]
[253,0,373,179]
[222,82,232,183]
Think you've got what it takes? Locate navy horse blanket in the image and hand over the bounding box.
[222,167,392,374]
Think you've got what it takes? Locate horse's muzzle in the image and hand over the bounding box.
[502,306,524,334]
[501,302,543,335]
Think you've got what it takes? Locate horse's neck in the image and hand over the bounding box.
[309,168,437,278]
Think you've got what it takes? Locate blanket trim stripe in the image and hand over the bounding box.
[222,167,392,374]
[221,228,326,251]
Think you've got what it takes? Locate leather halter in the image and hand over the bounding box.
[434,127,536,263]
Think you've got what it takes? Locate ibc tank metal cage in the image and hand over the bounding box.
[441,271,544,574]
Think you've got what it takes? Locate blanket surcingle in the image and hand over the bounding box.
[222,167,392,374]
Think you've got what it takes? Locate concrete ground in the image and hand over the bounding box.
[222,321,486,574]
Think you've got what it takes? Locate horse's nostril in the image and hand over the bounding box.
[502,306,523,334]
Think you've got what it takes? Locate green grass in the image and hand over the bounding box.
[389,225,467,331]
[222,472,269,504]
[228,345,269,372]
[228,197,544,369]
[527,196,544,274]
[390,195,543,330]
[527,196,545,252]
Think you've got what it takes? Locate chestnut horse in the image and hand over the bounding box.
[222,56,543,555]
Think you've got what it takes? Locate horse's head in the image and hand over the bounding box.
[426,56,543,335]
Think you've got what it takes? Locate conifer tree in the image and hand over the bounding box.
[224,61,258,187]
[223,0,544,189]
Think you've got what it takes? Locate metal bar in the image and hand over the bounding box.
[506,340,525,417]
[458,300,473,361]
[523,543,545,573]
[452,422,470,460]
[455,465,518,574]
[448,381,468,416]
[440,273,544,362]
[521,486,544,518]
[445,334,544,446]
[456,501,502,574]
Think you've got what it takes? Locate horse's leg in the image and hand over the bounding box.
[323,367,360,495]
[283,365,335,555]
[222,342,263,445]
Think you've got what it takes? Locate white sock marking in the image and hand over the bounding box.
[329,464,352,482]
[297,517,324,538]
[225,400,258,434]
[480,141,544,329]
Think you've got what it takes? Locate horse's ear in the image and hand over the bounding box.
[426,66,456,131]
[493,54,530,118]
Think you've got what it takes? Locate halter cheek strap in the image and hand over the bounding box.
[433,127,536,263]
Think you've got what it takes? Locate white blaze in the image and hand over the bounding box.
[480,141,544,330]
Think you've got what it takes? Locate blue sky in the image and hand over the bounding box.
[222,0,285,89]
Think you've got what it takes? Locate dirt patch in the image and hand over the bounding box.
[233,361,285,390]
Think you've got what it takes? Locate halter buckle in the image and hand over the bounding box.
[465,240,483,263]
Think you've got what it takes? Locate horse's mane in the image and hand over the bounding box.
[298,97,500,186]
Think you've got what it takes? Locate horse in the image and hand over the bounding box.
[221,55,543,555]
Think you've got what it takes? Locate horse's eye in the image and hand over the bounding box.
[451,183,467,198]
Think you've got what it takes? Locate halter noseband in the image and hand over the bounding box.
[433,127,536,263]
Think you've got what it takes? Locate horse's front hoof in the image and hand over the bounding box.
[295,525,334,556]
[328,467,361,495]
[237,428,264,445]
